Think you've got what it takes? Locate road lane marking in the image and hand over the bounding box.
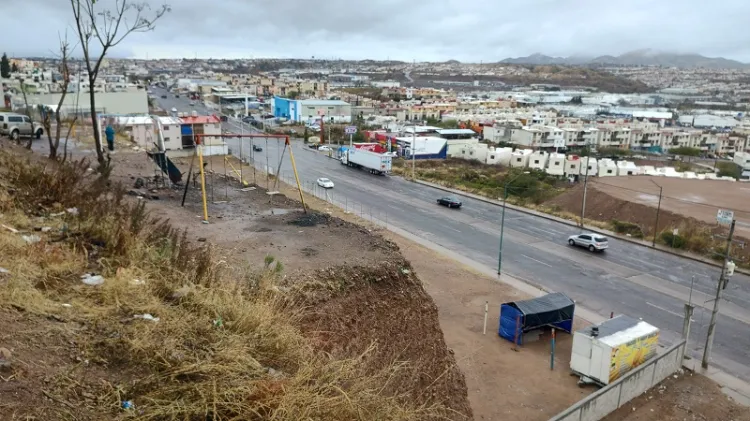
[520,254,552,267]
[628,274,750,325]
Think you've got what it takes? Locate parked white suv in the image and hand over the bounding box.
[0,113,44,141]
[568,233,609,252]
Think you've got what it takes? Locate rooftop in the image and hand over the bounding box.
[300,99,350,106]
[436,129,476,135]
[180,115,222,125]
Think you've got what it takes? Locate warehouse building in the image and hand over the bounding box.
[271,97,352,124]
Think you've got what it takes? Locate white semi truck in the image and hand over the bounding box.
[340,148,392,175]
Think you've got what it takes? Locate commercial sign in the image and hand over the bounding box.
[717,209,734,225]
[345,125,357,135]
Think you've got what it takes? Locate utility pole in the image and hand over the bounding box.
[702,219,736,369]
[649,179,663,247]
[579,155,590,228]
[411,124,416,179]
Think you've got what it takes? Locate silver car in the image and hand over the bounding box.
[1,113,44,140]
[568,233,608,252]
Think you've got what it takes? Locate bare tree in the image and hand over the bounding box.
[43,33,78,161]
[70,0,169,172]
[17,80,33,149]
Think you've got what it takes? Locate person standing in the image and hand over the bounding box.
[105,123,115,151]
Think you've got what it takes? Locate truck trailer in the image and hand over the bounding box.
[570,315,659,386]
[340,148,392,175]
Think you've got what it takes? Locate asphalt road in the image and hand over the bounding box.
[150,86,217,117]
[154,92,750,383]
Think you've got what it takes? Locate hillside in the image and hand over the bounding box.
[0,147,471,420]
[409,66,652,93]
[501,50,749,69]
[498,65,653,93]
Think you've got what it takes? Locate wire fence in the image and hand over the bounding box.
[275,170,392,229]
[220,144,392,230]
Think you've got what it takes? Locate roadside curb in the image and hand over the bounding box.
[413,179,750,276]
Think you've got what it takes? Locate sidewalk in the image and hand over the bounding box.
[414,178,750,276]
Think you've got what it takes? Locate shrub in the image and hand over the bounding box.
[661,231,687,249]
[611,219,644,238]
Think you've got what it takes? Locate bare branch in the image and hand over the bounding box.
[68,0,170,172]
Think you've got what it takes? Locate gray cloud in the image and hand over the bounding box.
[3,0,750,62]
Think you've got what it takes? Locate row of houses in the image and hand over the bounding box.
[483,123,749,156]
[455,147,738,181]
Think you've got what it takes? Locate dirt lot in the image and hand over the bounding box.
[591,176,750,237]
[108,151,594,420]
[603,370,750,421]
[545,181,750,266]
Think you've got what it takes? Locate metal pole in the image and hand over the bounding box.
[411,125,416,179]
[702,219,735,369]
[265,137,270,190]
[650,180,663,247]
[181,147,197,207]
[483,301,488,335]
[580,156,590,228]
[498,184,508,274]
[652,186,662,247]
[240,121,244,185]
[550,328,556,370]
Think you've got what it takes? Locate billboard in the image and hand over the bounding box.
[608,331,659,383]
[354,143,387,153]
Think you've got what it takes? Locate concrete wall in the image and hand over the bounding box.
[20,91,148,115]
[549,340,686,421]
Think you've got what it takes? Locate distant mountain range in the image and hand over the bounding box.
[499,50,749,69]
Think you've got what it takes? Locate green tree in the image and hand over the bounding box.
[351,131,366,143]
[11,62,18,73]
[0,53,10,78]
[716,162,742,179]
[668,146,701,157]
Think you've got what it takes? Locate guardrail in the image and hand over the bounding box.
[549,340,686,421]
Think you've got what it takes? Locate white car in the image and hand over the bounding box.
[316,177,334,189]
[568,233,609,252]
[319,145,332,152]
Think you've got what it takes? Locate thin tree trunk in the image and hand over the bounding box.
[88,84,106,168]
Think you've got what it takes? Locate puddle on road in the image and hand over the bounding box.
[260,208,302,216]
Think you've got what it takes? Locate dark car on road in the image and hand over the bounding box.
[253,145,262,152]
[437,196,462,208]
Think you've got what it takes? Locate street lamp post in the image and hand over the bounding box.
[498,171,529,274]
[649,179,663,247]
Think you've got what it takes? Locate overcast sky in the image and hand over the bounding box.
[5,0,750,62]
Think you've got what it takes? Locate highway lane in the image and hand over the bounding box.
[150,86,215,116]
[159,93,750,382]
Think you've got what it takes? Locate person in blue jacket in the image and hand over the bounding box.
[105,124,115,151]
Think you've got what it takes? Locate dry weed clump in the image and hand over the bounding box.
[0,152,440,420]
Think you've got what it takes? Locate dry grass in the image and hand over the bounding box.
[393,158,566,205]
[0,152,443,420]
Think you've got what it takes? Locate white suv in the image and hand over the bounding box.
[568,233,609,252]
[0,113,44,141]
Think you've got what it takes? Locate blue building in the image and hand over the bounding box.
[271,96,352,123]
